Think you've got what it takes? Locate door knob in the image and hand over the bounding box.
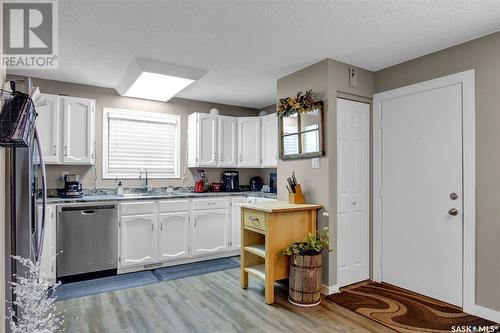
[448,208,459,216]
[450,192,458,200]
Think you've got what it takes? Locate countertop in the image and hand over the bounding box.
[240,201,322,213]
[44,190,277,205]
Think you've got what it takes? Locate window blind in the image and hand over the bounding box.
[104,109,180,178]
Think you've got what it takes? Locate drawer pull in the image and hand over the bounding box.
[248,216,259,222]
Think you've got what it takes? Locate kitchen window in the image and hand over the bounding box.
[103,108,180,179]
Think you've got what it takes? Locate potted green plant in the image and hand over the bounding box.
[281,227,330,307]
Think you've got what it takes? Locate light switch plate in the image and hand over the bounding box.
[312,158,320,169]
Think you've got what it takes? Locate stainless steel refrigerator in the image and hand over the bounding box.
[1,82,47,330]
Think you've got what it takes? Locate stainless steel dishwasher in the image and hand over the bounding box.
[57,204,118,277]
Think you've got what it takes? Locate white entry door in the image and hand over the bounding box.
[378,83,463,306]
[336,98,370,287]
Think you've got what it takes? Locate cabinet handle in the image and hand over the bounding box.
[64,146,68,156]
[52,144,57,155]
[239,154,243,162]
[160,222,163,231]
[151,223,154,231]
[214,152,217,161]
[248,216,259,222]
[220,153,223,162]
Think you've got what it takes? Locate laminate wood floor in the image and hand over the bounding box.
[57,268,393,333]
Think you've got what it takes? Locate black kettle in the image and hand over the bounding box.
[249,176,264,191]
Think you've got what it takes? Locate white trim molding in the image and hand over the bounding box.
[321,284,340,296]
[372,70,481,317]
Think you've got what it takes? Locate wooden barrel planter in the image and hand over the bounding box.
[288,252,322,307]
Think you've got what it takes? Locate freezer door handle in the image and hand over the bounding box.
[33,127,47,263]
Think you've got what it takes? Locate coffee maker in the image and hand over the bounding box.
[220,171,239,192]
[61,174,83,198]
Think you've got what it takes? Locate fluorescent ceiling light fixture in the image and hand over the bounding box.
[117,58,206,102]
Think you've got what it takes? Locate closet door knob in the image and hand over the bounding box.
[448,208,458,216]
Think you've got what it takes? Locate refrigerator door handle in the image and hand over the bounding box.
[33,127,47,263]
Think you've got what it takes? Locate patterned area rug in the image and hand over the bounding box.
[327,281,498,332]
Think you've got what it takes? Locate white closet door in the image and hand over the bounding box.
[336,98,370,288]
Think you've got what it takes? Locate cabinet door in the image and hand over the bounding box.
[36,94,60,164]
[260,113,278,168]
[120,214,158,268]
[217,116,237,167]
[231,197,246,249]
[158,212,190,262]
[238,117,261,167]
[197,113,217,166]
[61,96,95,164]
[192,209,229,255]
[38,205,56,281]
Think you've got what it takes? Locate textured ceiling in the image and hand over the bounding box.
[8,0,500,108]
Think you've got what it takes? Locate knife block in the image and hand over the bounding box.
[288,184,305,204]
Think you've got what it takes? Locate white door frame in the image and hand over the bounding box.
[373,70,475,312]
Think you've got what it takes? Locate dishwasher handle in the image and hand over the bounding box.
[81,210,97,215]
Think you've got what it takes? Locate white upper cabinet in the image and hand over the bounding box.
[238,117,261,167]
[158,212,190,262]
[61,96,95,164]
[187,113,278,168]
[188,113,217,167]
[260,113,278,168]
[35,94,60,164]
[191,209,230,255]
[35,94,95,165]
[217,116,237,167]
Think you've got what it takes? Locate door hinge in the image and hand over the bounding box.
[119,222,121,227]
[119,256,121,262]
[379,117,383,130]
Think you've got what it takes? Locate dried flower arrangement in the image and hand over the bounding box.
[8,256,63,333]
[277,90,316,118]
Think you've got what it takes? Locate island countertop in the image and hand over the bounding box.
[239,201,322,213]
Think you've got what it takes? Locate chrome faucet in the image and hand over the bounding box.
[139,168,150,192]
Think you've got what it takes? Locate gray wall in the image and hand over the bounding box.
[277,59,375,286]
[8,75,275,190]
[375,31,500,312]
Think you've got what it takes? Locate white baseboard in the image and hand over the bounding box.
[467,304,500,323]
[321,284,340,295]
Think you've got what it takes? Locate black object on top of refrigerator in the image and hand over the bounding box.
[1,81,47,329]
[220,171,239,192]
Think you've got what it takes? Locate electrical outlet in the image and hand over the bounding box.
[312,158,320,169]
[349,67,358,88]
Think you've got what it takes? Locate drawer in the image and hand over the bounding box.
[191,198,230,211]
[159,200,189,213]
[243,209,267,231]
[120,201,156,215]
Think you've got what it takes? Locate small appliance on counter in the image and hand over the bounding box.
[60,174,83,198]
[270,172,277,193]
[210,182,221,192]
[194,169,209,193]
[221,171,239,192]
[249,176,264,191]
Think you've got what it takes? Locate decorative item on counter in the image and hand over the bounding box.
[210,182,221,192]
[209,108,219,115]
[116,181,123,195]
[280,228,331,307]
[261,185,270,193]
[277,89,315,118]
[249,176,263,191]
[286,171,304,204]
[194,169,209,193]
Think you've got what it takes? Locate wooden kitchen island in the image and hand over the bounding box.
[240,201,322,304]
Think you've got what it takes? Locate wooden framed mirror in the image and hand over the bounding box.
[279,101,325,160]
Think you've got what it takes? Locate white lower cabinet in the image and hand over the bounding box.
[231,197,246,250]
[191,209,230,255]
[120,214,158,268]
[158,212,190,261]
